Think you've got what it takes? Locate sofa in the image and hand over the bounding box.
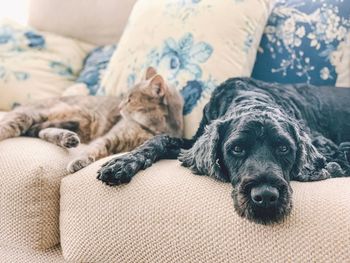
[1,1,350,262]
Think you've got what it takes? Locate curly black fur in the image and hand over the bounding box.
[97,77,350,224]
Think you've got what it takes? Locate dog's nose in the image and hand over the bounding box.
[251,185,279,208]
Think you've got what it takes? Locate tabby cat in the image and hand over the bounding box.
[0,67,184,173]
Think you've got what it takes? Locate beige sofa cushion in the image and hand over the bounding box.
[28,0,137,45]
[60,158,350,262]
[0,135,71,250]
[0,245,64,263]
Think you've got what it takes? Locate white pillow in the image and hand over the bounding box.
[100,0,272,138]
[28,0,138,45]
[0,20,93,110]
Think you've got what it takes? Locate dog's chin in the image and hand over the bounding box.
[234,199,292,225]
[231,183,293,225]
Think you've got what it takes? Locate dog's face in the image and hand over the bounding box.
[180,112,328,225]
[220,117,295,224]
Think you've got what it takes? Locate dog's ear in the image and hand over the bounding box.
[179,120,229,182]
[290,123,330,181]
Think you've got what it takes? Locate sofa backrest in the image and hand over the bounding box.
[28,0,137,45]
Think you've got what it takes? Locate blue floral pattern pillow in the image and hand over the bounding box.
[252,0,350,87]
[76,45,116,95]
[126,32,216,115]
[0,20,92,110]
[101,0,272,137]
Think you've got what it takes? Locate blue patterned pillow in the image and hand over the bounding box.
[100,0,273,137]
[76,45,116,95]
[0,20,92,110]
[252,0,350,86]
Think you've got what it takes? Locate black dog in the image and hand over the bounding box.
[97,78,350,224]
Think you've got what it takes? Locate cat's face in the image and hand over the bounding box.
[120,68,169,133]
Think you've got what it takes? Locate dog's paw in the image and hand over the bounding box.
[325,162,344,177]
[61,132,80,148]
[97,155,140,186]
[67,156,94,173]
[339,142,350,163]
[339,142,350,150]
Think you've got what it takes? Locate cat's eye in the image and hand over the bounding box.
[277,145,289,153]
[233,145,245,155]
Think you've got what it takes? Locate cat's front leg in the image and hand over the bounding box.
[97,135,187,186]
[67,155,95,173]
[38,128,80,148]
[67,137,108,173]
[66,125,130,173]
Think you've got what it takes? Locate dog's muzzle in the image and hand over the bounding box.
[232,173,293,225]
[250,184,279,208]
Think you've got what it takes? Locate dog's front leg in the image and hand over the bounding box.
[335,142,350,175]
[97,135,191,186]
[311,134,338,160]
[310,135,349,177]
[339,142,350,163]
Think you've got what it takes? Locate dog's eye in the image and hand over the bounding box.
[277,145,289,153]
[233,145,245,155]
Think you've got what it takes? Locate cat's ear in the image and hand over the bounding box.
[150,74,167,97]
[145,67,158,80]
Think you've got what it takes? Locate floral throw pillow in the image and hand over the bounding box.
[100,0,272,138]
[252,0,350,87]
[76,45,116,95]
[0,20,93,110]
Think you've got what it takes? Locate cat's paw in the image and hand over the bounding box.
[67,156,94,173]
[61,132,80,148]
[97,155,140,186]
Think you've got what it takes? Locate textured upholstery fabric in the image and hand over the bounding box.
[0,135,71,250]
[28,0,137,45]
[61,158,350,263]
[0,245,65,263]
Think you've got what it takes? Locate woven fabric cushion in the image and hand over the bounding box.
[0,245,64,263]
[60,158,350,262]
[28,0,137,45]
[0,113,72,250]
[100,0,272,138]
